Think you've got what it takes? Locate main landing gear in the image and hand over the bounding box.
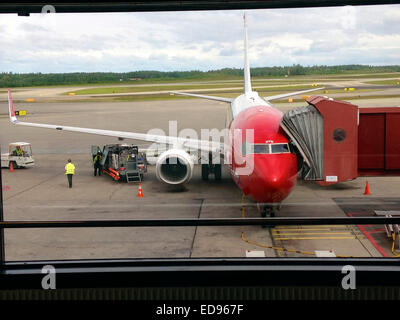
[201,163,222,181]
[201,153,222,181]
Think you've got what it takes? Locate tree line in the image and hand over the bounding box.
[1,64,399,87]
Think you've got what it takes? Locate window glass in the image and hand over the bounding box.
[22,145,31,157]
[1,6,397,265]
[9,146,17,156]
[271,144,290,154]
[253,144,270,154]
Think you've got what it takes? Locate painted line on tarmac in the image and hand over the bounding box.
[272,232,353,236]
[273,236,356,241]
[4,173,62,201]
[189,199,204,259]
[273,228,333,231]
[274,225,348,229]
[272,225,355,241]
[346,212,390,258]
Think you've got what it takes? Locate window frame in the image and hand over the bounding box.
[242,142,291,155]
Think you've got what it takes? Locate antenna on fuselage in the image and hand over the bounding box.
[243,12,252,94]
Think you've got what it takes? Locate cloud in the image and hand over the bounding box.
[0,6,399,73]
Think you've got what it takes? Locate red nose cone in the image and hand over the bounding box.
[228,104,299,204]
[244,155,298,203]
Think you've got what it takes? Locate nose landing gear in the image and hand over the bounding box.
[261,206,275,218]
[257,203,278,228]
[257,203,276,218]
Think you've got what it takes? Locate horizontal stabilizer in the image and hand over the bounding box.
[170,91,233,103]
[264,87,325,102]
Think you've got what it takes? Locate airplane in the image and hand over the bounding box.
[7,14,323,218]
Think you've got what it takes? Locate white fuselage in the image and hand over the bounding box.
[230,91,273,119]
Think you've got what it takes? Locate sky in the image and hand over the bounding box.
[0,5,399,73]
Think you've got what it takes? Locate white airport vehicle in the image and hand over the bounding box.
[1,142,35,169]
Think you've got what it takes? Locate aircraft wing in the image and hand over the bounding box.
[264,87,324,101]
[7,89,223,154]
[170,91,233,103]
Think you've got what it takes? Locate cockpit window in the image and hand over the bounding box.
[253,144,270,154]
[271,143,290,154]
[242,143,291,155]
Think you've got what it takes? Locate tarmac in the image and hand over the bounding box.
[1,94,400,261]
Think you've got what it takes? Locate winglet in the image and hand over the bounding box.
[8,88,17,123]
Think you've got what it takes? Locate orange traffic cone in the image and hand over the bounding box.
[364,181,371,195]
[9,162,14,172]
[137,184,143,198]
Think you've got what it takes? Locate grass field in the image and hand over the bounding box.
[21,89,393,104]
[67,72,400,92]
[3,71,400,92]
[366,79,400,86]
[70,84,325,96]
[3,71,399,105]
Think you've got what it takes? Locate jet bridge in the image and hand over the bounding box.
[281,96,359,186]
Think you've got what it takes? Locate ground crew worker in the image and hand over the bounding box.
[93,152,103,176]
[16,147,22,157]
[65,159,75,188]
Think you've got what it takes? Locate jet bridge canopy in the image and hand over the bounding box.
[281,96,359,185]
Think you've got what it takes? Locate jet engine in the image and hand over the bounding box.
[156,149,194,185]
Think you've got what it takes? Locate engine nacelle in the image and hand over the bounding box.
[156,149,194,185]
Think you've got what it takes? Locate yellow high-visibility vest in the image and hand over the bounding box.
[93,155,102,164]
[65,163,75,175]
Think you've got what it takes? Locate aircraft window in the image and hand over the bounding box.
[271,143,290,154]
[249,144,290,154]
[252,144,271,154]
